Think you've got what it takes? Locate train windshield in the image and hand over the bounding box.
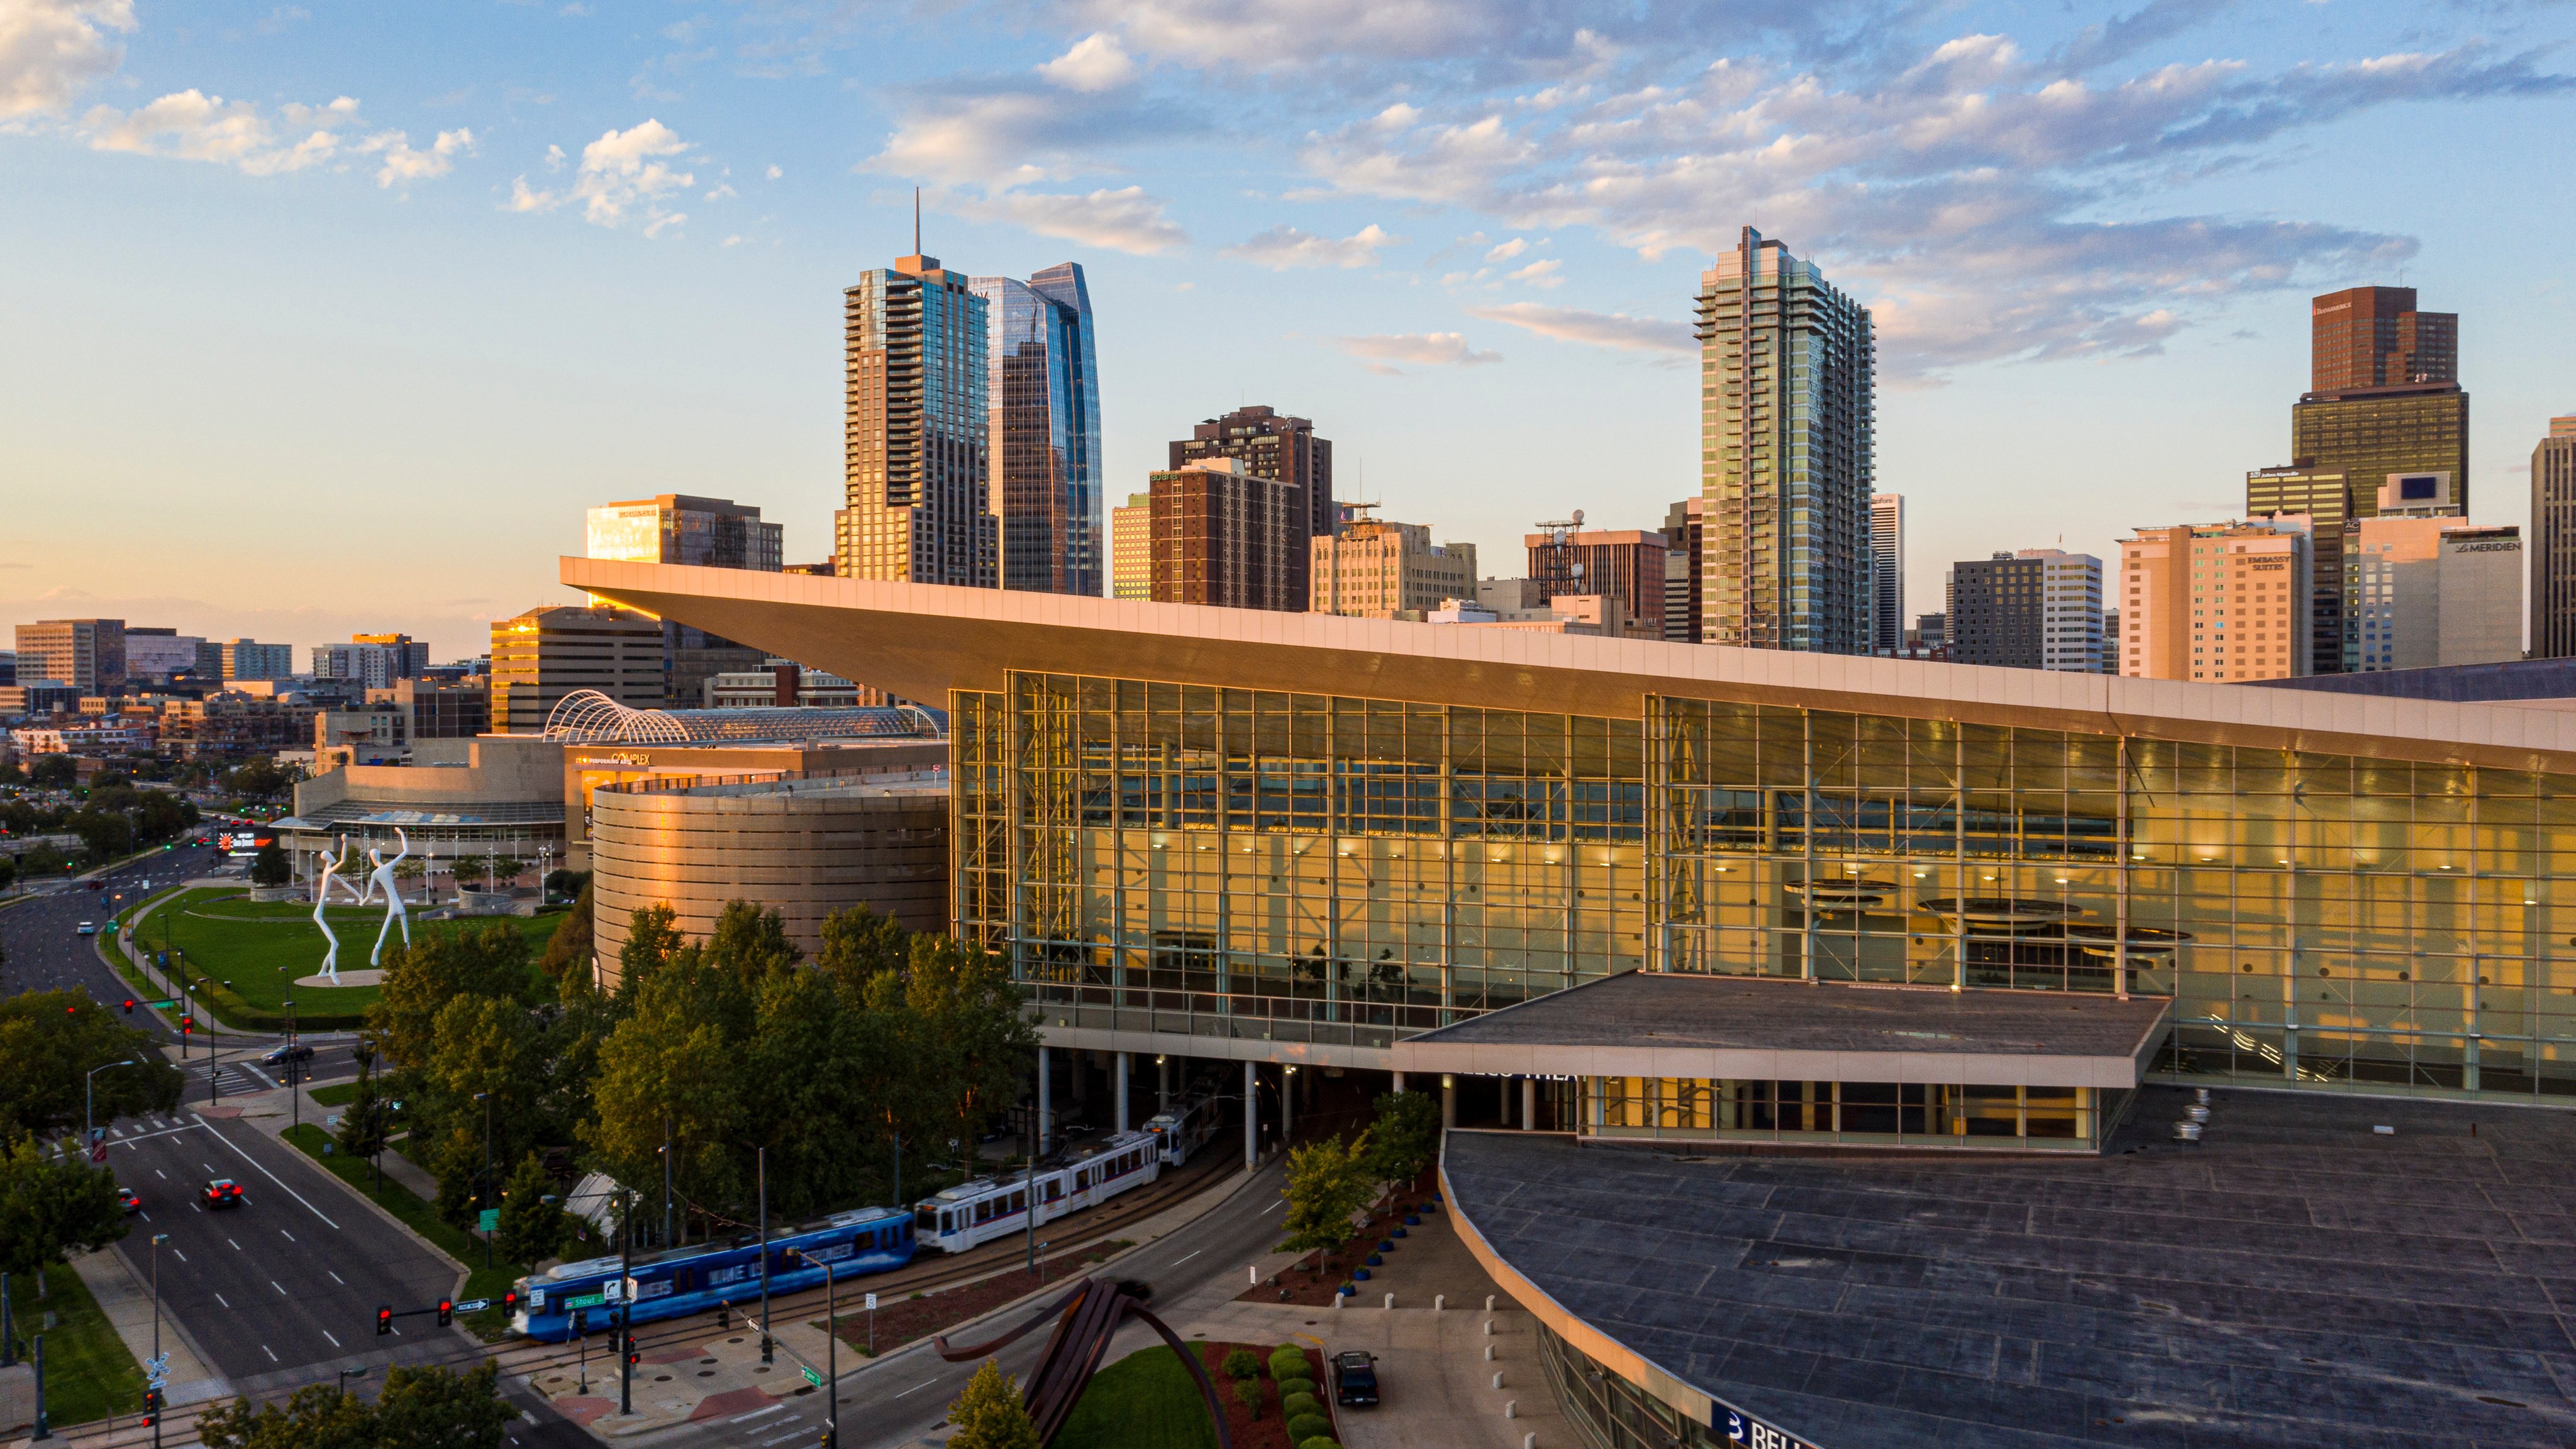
[914,1204,940,1232]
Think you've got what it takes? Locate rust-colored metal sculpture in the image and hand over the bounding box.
[932,1277,1233,1448]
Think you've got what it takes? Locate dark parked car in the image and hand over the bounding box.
[260,1042,315,1067]
[201,1178,244,1210]
[1331,1350,1380,1407]
[118,1186,142,1215]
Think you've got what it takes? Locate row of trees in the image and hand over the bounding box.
[0,772,200,866]
[360,898,1038,1253]
[1278,1091,1441,1258]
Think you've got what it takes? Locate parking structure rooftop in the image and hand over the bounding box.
[1447,1086,2576,1448]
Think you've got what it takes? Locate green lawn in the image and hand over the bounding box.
[130,889,562,1030]
[4,1261,144,1429]
[1052,1347,1223,1449]
[280,1123,527,1340]
[308,1082,359,1108]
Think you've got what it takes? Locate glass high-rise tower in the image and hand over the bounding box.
[837,252,997,588]
[971,263,1103,597]
[1696,227,1875,653]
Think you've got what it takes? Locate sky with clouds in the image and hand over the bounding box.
[4,0,2572,661]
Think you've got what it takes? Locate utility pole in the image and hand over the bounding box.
[148,1234,168,1449]
[757,1146,772,1366]
[618,1189,636,1416]
[284,999,297,1131]
[793,1250,839,1449]
[662,1112,674,1248]
[474,1092,492,1269]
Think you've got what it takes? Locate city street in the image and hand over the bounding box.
[0,840,226,1018]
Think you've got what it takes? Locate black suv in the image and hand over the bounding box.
[1331,1350,1380,1407]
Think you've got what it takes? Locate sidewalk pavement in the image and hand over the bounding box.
[68,1238,221,1402]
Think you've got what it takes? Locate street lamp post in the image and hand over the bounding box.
[473,1092,493,1269]
[283,999,297,1131]
[85,1060,136,1158]
[148,1232,169,1449]
[335,1365,369,1401]
[617,1187,638,1418]
[791,1249,839,1449]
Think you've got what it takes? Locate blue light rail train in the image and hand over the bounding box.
[510,1206,913,1343]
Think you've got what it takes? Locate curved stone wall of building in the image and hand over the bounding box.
[589,772,947,984]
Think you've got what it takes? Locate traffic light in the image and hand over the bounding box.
[436,1299,453,1327]
[502,1289,520,1316]
[377,1306,393,1336]
[625,1333,640,1367]
[123,998,135,1014]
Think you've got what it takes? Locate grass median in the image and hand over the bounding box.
[4,1261,144,1429]
[279,1123,528,1340]
[132,889,562,1031]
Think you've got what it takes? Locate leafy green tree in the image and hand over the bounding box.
[197,1362,509,1449]
[616,903,690,990]
[224,758,299,807]
[248,840,291,886]
[419,995,545,1228]
[28,756,77,789]
[1279,1132,1375,1257]
[1362,1089,1442,1194]
[536,881,593,979]
[0,1133,129,1299]
[0,854,15,893]
[67,808,133,860]
[0,991,184,1140]
[366,923,540,1070]
[194,1382,375,1449]
[1236,1376,1263,1421]
[373,1360,513,1449]
[899,934,1038,1179]
[493,1153,570,1266]
[20,841,68,877]
[814,903,909,991]
[333,1074,392,1192]
[943,1360,1040,1449]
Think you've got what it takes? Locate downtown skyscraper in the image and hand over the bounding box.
[970,263,1103,596]
[1696,227,1875,653]
[837,249,997,587]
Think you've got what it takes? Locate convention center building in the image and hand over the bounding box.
[564,557,2576,1448]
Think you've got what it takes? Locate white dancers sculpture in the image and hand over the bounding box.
[361,828,413,967]
[313,836,356,984]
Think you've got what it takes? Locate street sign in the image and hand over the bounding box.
[148,999,176,1009]
[863,1294,877,1311]
[801,1367,824,1389]
[477,1208,500,1232]
[564,1292,606,1311]
[453,1297,492,1313]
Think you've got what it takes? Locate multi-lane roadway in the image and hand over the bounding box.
[1,836,588,1445]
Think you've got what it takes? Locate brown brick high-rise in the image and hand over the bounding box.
[2311,286,2457,391]
[1169,405,1331,609]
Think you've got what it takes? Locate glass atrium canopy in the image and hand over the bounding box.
[540,688,943,745]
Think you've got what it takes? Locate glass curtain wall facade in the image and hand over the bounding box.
[972,265,1102,597]
[958,672,2576,1101]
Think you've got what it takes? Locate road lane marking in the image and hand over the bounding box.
[215,1293,230,1307]
[271,1280,287,1295]
[1261,1199,1282,1214]
[757,1433,804,1447]
[196,1115,340,1230]
[155,1169,166,1179]
[1170,1249,1202,1265]
[328,1270,344,1285]
[173,1250,188,1263]
[728,1404,785,1424]
[262,1345,278,1363]
[228,1239,240,1251]
[323,1330,340,1347]
[893,1378,940,1399]
[280,1230,295,1242]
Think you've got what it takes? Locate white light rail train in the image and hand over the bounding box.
[914,1130,1160,1254]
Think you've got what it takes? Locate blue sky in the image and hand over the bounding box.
[4,0,2572,662]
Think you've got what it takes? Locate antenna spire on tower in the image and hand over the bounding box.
[913,186,921,255]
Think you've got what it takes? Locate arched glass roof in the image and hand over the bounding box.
[540,689,944,745]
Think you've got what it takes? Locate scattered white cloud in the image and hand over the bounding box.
[253,6,308,35]
[1335,331,1502,374]
[1484,236,1528,262]
[543,143,567,170]
[1506,257,1562,287]
[722,233,744,247]
[361,126,474,187]
[1039,33,1138,93]
[1464,302,1694,354]
[82,89,364,173]
[509,119,696,232]
[1221,222,1398,270]
[0,0,133,121]
[764,163,781,179]
[945,184,1187,255]
[704,182,735,200]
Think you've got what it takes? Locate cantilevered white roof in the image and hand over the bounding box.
[560,557,2576,774]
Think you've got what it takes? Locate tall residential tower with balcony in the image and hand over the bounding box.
[837,251,997,588]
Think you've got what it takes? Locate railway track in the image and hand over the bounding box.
[35,1145,1258,1446]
